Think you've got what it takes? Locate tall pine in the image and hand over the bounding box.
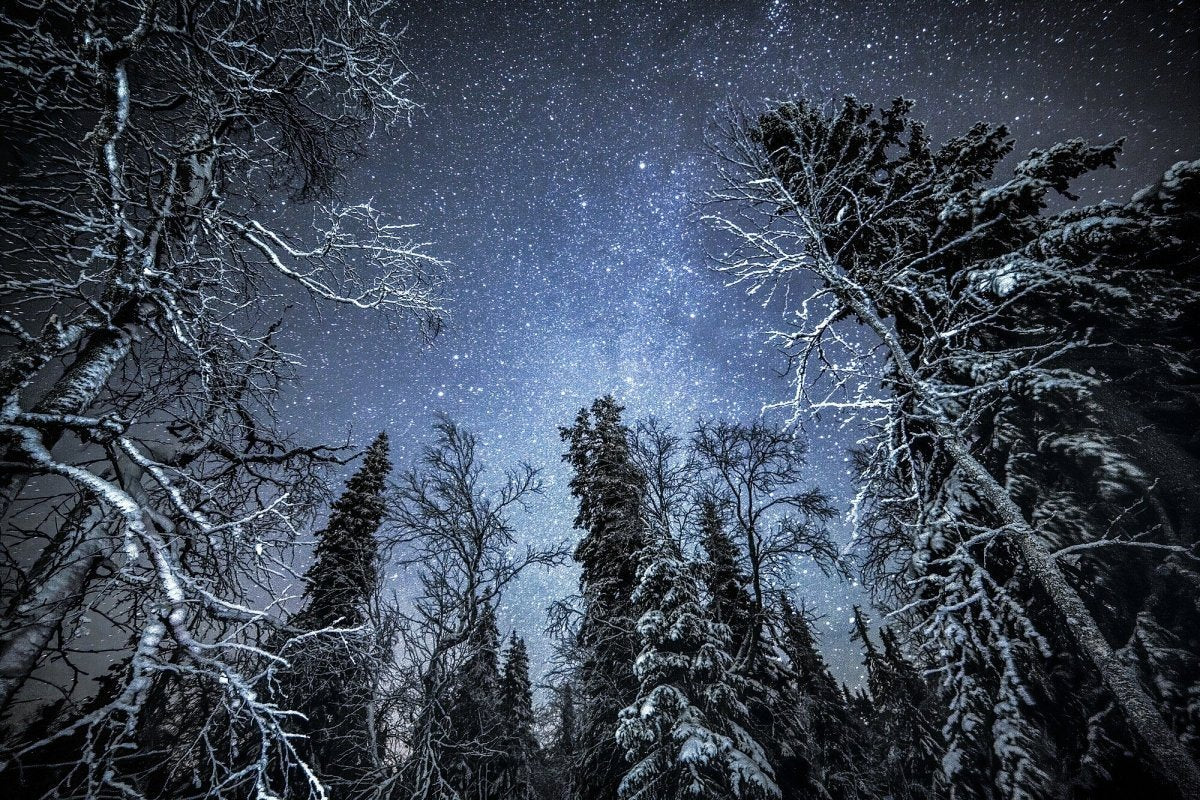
[851,607,946,800]
[498,634,539,800]
[560,396,649,800]
[617,533,778,800]
[775,595,869,800]
[443,603,505,800]
[299,432,390,627]
[285,432,391,794]
[699,498,754,658]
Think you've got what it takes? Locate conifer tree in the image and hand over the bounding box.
[851,607,946,800]
[560,396,649,800]
[443,603,505,800]
[617,534,779,800]
[286,432,392,794]
[539,682,579,800]
[712,95,1200,796]
[499,634,539,800]
[299,433,390,628]
[556,682,578,764]
[699,498,754,657]
[776,595,869,800]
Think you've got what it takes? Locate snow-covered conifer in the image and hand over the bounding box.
[499,634,540,800]
[617,534,779,800]
[560,396,649,800]
[709,95,1200,797]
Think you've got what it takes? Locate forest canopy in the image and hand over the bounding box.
[1,3,1198,800]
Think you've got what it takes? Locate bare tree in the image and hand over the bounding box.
[691,419,839,667]
[387,419,568,800]
[0,1,442,797]
[627,418,698,549]
[707,97,1200,794]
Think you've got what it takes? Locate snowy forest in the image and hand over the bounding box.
[1,2,1199,799]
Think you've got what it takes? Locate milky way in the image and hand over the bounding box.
[280,0,1199,684]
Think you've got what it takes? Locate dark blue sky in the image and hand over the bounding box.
[281,0,1199,684]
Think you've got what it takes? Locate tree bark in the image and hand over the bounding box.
[0,300,140,519]
[0,304,141,713]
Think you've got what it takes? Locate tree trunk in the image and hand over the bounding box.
[0,501,109,713]
[0,301,139,519]
[0,304,141,713]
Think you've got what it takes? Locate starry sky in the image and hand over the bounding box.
[280,0,1200,685]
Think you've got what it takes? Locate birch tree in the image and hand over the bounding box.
[691,420,840,667]
[389,419,568,800]
[708,96,1200,797]
[0,1,442,796]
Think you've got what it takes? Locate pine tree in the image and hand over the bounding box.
[698,498,754,658]
[851,607,946,800]
[286,432,391,793]
[775,595,869,800]
[499,634,539,800]
[556,682,578,765]
[698,498,801,797]
[616,534,779,800]
[300,432,390,627]
[713,96,1200,797]
[443,603,505,800]
[560,396,649,800]
[539,682,579,800]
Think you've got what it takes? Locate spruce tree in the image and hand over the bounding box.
[699,498,754,658]
[616,534,778,800]
[299,432,389,627]
[775,595,869,800]
[560,395,649,800]
[286,432,391,794]
[851,607,946,800]
[541,682,579,800]
[443,602,504,800]
[499,634,539,800]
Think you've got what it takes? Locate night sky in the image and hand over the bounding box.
[280,0,1199,685]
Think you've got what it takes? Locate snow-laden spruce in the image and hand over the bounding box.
[708,95,1200,797]
[617,532,779,800]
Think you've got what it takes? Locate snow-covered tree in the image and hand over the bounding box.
[617,533,779,800]
[774,596,870,800]
[283,432,393,795]
[551,682,580,799]
[298,433,391,628]
[560,396,649,800]
[498,634,540,800]
[0,2,442,796]
[708,94,1200,796]
[698,499,754,660]
[850,607,945,800]
[443,604,505,800]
